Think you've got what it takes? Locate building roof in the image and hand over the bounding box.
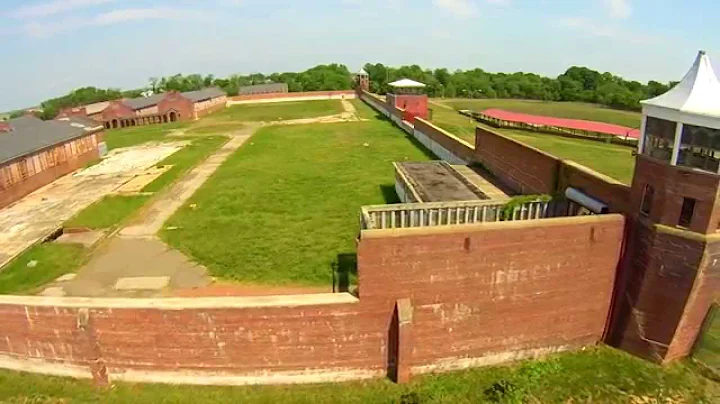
[237,83,288,95]
[55,115,104,130]
[481,109,641,139]
[181,87,226,102]
[641,51,720,128]
[388,79,426,88]
[0,116,101,165]
[84,101,110,115]
[357,68,369,76]
[122,93,167,111]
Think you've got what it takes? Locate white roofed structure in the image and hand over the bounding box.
[641,50,720,129]
[639,50,720,173]
[357,68,369,76]
[388,79,426,88]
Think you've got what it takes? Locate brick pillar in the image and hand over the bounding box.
[389,298,413,384]
[75,308,108,385]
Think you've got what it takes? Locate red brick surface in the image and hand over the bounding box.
[475,127,559,194]
[157,92,194,121]
[358,216,625,368]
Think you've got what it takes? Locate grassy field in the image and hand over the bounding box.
[694,306,720,372]
[211,100,344,122]
[142,136,227,192]
[0,346,717,403]
[0,244,86,294]
[438,98,642,128]
[429,102,635,184]
[350,98,382,120]
[65,195,150,230]
[162,119,433,285]
[104,122,187,150]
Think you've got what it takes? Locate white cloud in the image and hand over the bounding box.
[558,16,653,44]
[8,0,117,19]
[432,0,479,18]
[603,0,632,19]
[24,8,214,37]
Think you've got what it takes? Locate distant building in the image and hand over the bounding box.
[237,83,288,96]
[387,79,429,120]
[0,115,104,209]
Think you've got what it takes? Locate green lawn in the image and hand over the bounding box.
[428,103,635,184]
[184,122,245,135]
[0,244,86,294]
[64,195,150,230]
[213,100,344,122]
[438,98,642,128]
[499,128,635,184]
[104,122,187,150]
[694,306,720,372]
[142,136,227,192]
[162,119,433,285]
[350,98,383,120]
[0,346,717,403]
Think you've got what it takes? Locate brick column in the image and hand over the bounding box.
[75,308,108,385]
[394,298,413,384]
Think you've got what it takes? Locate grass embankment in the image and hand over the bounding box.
[350,98,383,120]
[694,307,720,372]
[429,101,636,184]
[0,244,86,295]
[163,119,433,285]
[213,100,344,122]
[0,346,716,403]
[65,195,151,230]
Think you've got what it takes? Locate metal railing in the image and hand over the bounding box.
[361,199,560,230]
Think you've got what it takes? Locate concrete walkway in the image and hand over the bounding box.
[56,126,258,297]
[0,143,183,270]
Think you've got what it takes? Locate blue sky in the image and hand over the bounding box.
[0,0,717,111]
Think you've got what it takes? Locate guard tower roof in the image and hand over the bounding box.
[388,79,426,88]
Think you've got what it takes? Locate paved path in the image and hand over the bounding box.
[0,143,183,270]
[59,126,258,297]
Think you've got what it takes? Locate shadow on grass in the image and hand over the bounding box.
[332,253,357,294]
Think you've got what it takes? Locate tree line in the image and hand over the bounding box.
[27,62,674,119]
[362,63,675,111]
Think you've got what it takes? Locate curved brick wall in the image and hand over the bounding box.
[0,215,625,386]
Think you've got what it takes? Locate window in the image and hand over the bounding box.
[643,117,677,163]
[677,124,720,173]
[678,197,696,228]
[640,185,654,216]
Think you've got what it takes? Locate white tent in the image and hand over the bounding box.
[642,51,720,129]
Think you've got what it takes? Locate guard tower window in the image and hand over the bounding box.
[640,185,654,216]
[643,117,677,163]
[678,197,696,228]
[677,124,720,173]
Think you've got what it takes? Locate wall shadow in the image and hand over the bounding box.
[332,253,357,294]
[379,184,400,204]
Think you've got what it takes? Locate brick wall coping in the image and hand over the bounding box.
[655,223,720,243]
[414,118,475,150]
[563,160,628,186]
[0,293,357,309]
[360,214,625,239]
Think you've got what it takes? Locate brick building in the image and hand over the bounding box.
[387,79,429,121]
[58,88,227,129]
[0,115,104,209]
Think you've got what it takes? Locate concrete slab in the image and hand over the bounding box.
[55,231,106,248]
[0,143,184,270]
[55,273,77,282]
[62,237,211,297]
[115,165,172,194]
[39,287,66,297]
[115,276,170,291]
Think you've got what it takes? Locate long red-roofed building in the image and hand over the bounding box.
[479,108,641,139]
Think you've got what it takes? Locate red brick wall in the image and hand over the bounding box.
[475,127,559,194]
[389,94,428,120]
[358,215,625,371]
[631,155,720,234]
[414,119,475,163]
[0,134,100,209]
[101,101,135,122]
[158,92,194,121]
[229,90,355,102]
[559,161,631,213]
